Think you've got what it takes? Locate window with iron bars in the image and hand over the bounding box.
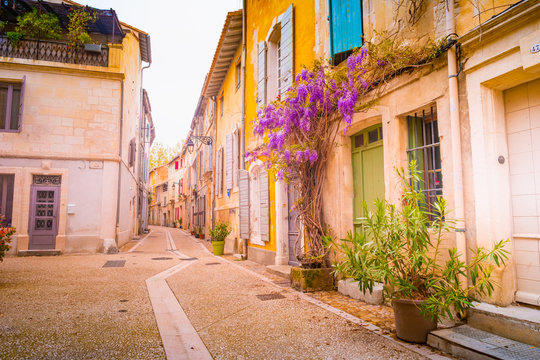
[406,107,442,218]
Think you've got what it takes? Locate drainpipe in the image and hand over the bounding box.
[115,80,125,245]
[446,0,467,289]
[241,0,248,258]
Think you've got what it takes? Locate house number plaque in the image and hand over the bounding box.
[532,44,540,54]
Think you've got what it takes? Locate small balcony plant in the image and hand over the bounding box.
[209,221,231,256]
[329,161,509,343]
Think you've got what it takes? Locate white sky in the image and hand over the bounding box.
[83,0,242,146]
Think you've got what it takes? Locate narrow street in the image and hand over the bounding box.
[1,227,435,360]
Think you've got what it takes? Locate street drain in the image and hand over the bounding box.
[180,257,198,261]
[119,300,128,303]
[256,293,285,301]
[152,257,173,260]
[102,260,125,268]
[205,262,221,265]
[118,310,127,313]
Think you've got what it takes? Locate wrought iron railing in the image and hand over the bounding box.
[0,36,109,67]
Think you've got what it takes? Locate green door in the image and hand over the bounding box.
[352,125,384,233]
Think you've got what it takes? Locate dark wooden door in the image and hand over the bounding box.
[29,186,60,250]
[287,186,300,266]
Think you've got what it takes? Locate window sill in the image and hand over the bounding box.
[0,129,21,133]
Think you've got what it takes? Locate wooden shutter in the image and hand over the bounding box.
[259,170,270,242]
[280,4,294,96]
[233,129,239,186]
[18,75,25,130]
[215,148,223,195]
[226,133,233,191]
[257,41,267,108]
[239,169,250,239]
[329,0,363,57]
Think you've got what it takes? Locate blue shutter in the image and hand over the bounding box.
[329,0,363,57]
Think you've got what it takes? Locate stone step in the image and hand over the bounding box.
[428,325,540,360]
[266,265,291,280]
[337,278,383,305]
[467,302,540,347]
[18,250,62,257]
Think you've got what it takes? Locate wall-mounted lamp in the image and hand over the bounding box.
[187,135,213,153]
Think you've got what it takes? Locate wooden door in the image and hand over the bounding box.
[352,125,385,233]
[29,186,60,250]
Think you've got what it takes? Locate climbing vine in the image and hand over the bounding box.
[249,34,447,267]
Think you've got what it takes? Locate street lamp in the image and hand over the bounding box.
[187,135,213,153]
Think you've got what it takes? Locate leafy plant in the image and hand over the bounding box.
[178,217,182,225]
[209,221,231,242]
[6,32,23,47]
[66,8,97,49]
[0,219,15,262]
[330,161,509,321]
[14,9,62,41]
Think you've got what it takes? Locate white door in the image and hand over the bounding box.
[504,78,540,305]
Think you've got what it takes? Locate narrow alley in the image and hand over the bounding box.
[1,227,436,360]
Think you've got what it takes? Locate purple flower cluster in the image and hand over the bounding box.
[252,48,371,178]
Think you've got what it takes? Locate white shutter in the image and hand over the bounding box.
[280,4,294,96]
[257,41,267,108]
[233,129,239,186]
[259,170,270,242]
[239,169,250,239]
[226,134,233,191]
[215,148,223,196]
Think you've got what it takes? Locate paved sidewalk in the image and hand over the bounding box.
[165,228,428,360]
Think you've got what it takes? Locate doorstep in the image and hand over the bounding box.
[266,264,292,280]
[428,325,540,360]
[467,302,540,347]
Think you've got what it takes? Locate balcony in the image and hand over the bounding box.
[0,36,109,67]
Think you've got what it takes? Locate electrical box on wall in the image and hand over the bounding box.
[67,204,76,214]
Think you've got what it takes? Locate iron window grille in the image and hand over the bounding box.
[406,107,442,218]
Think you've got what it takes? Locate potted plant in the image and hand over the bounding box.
[0,215,15,263]
[190,226,196,236]
[194,226,200,238]
[209,221,231,255]
[178,217,183,229]
[329,162,508,343]
[198,226,205,240]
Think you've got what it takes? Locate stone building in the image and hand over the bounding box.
[0,0,151,254]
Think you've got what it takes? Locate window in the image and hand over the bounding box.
[219,95,224,117]
[128,138,136,167]
[0,77,25,132]
[406,107,442,216]
[235,58,241,90]
[0,174,14,227]
[329,0,363,64]
[257,5,293,107]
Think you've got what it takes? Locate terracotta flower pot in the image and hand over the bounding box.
[392,298,437,343]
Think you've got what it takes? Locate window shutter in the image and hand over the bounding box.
[233,129,239,186]
[18,75,25,130]
[175,161,178,170]
[280,4,294,96]
[329,0,363,57]
[259,170,270,242]
[257,41,267,108]
[226,133,233,191]
[239,169,250,239]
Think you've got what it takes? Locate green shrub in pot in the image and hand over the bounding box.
[329,161,509,342]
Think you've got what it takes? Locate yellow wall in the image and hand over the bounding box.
[244,0,316,256]
[215,44,243,249]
